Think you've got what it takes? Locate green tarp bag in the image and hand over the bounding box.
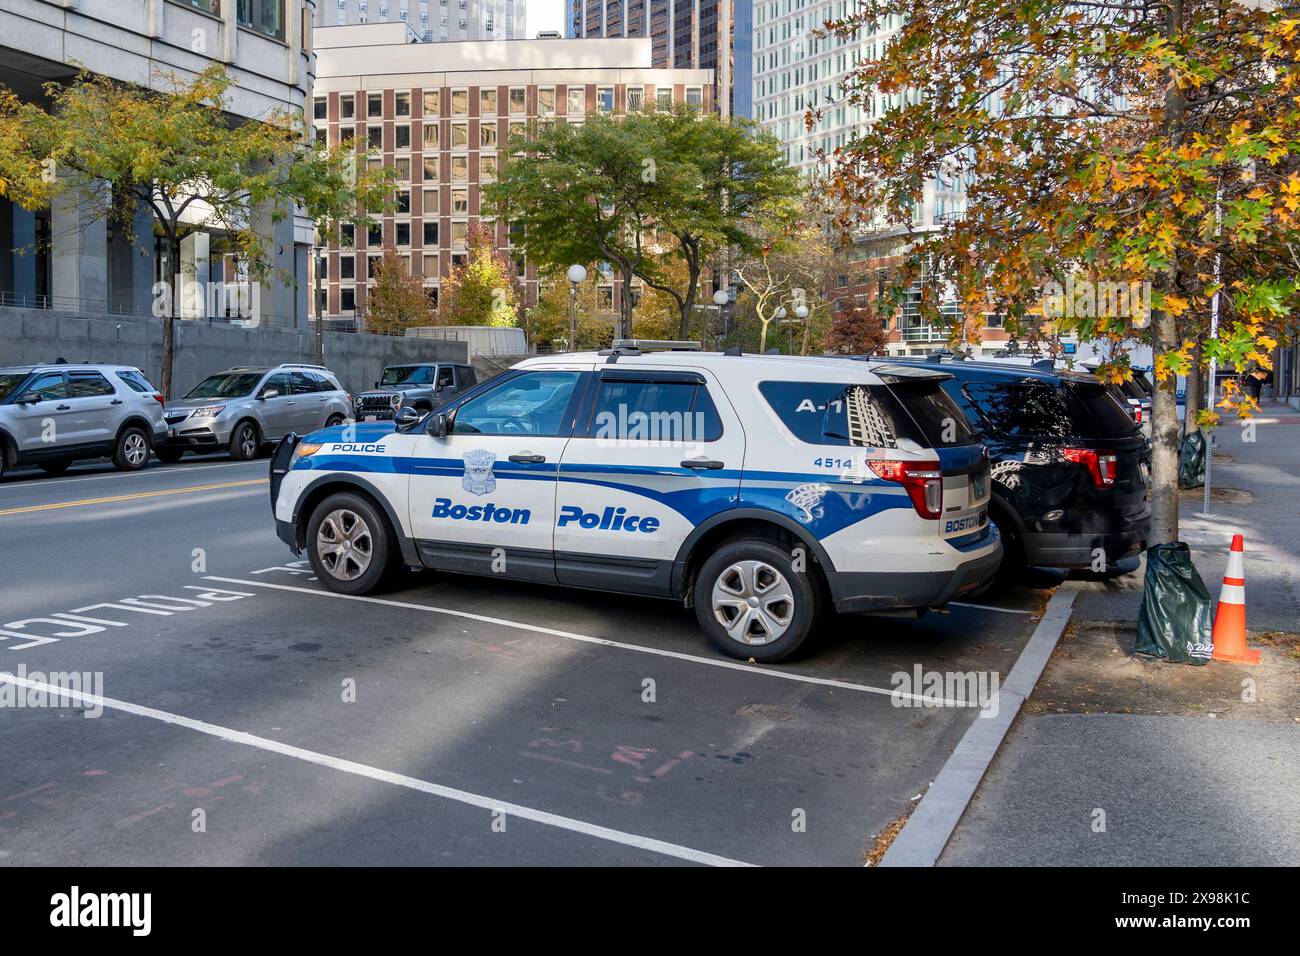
[1135,542,1214,664]
[1178,431,1206,489]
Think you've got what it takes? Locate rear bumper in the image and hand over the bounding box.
[825,532,1003,614]
[1023,524,1147,569]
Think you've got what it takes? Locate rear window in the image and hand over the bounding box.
[115,370,156,393]
[964,380,1136,439]
[758,380,975,449]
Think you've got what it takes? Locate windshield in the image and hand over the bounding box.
[0,372,28,402]
[185,372,263,399]
[380,366,435,386]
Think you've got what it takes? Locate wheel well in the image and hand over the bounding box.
[680,517,827,607]
[114,416,155,444]
[293,479,391,549]
[232,417,261,442]
[0,429,14,468]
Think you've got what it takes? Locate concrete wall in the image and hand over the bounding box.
[0,308,467,399]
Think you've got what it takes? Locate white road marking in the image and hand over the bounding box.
[0,459,260,490]
[948,602,1037,616]
[0,670,753,868]
[205,575,974,705]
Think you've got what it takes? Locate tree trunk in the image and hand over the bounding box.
[161,234,181,400]
[677,251,700,340]
[620,266,635,340]
[1182,343,1202,440]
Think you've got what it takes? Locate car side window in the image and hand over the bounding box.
[459,367,477,387]
[436,366,455,388]
[290,371,317,394]
[263,373,291,397]
[23,372,67,400]
[66,371,115,398]
[115,370,155,393]
[452,370,582,436]
[585,377,723,442]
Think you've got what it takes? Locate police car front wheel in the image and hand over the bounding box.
[695,539,821,663]
[306,492,395,594]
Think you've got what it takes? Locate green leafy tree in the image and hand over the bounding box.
[528,267,615,351]
[486,108,800,341]
[824,0,1297,543]
[436,224,521,327]
[0,65,391,396]
[365,244,431,334]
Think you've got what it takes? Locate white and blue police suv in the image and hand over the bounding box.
[269,349,1001,662]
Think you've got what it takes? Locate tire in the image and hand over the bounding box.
[112,426,150,471]
[693,537,822,663]
[966,509,1024,599]
[40,460,72,477]
[155,447,184,463]
[305,492,396,595]
[325,414,345,428]
[228,420,260,461]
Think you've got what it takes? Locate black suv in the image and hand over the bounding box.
[867,357,1151,588]
[352,362,477,421]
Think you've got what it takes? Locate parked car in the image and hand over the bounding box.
[0,363,167,477]
[869,356,1151,591]
[269,350,1000,662]
[351,362,478,421]
[159,364,351,462]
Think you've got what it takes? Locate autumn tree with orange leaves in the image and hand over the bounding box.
[821,0,1298,543]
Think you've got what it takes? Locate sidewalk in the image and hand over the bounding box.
[939,412,1300,866]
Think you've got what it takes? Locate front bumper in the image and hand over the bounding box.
[825,531,1004,614]
[160,418,232,450]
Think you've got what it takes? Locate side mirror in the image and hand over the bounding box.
[374,381,380,389]
[394,405,422,430]
[15,392,41,405]
[427,412,450,438]
[259,387,280,400]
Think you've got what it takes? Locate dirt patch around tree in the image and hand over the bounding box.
[1023,621,1300,722]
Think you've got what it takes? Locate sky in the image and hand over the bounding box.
[530,0,566,37]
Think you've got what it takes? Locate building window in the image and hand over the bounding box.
[686,87,703,108]
[451,89,469,115]
[655,88,673,111]
[423,221,439,245]
[395,92,411,116]
[451,122,469,148]
[367,126,382,149]
[314,96,327,120]
[450,155,468,181]
[340,223,355,248]
[538,88,556,115]
[367,221,382,246]
[423,254,439,277]
[626,86,644,111]
[396,222,411,246]
[395,125,411,149]
[509,88,526,114]
[423,90,440,115]
[422,157,439,181]
[339,255,355,280]
[479,155,497,180]
[341,287,356,311]
[480,123,497,148]
[236,0,284,41]
[368,92,383,117]
[451,221,468,249]
[396,190,411,214]
[597,87,614,111]
[394,157,411,180]
[423,188,439,214]
[452,189,468,214]
[567,86,585,114]
[340,94,355,119]
[480,88,498,114]
[423,123,439,148]
[368,255,383,278]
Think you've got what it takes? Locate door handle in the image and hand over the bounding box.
[508,453,546,464]
[56,404,70,411]
[681,458,724,470]
[110,399,124,405]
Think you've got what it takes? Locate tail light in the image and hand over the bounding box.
[1062,448,1117,487]
[869,459,943,519]
[152,393,165,407]
[1133,406,1143,424]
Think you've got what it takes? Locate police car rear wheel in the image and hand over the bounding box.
[307,493,394,594]
[696,539,820,662]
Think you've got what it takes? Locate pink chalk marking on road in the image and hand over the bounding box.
[519,751,614,775]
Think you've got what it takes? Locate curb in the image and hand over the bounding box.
[877,580,1082,867]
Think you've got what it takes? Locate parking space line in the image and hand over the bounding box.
[0,479,265,517]
[0,460,261,490]
[0,670,754,867]
[948,602,1037,616]
[204,575,971,705]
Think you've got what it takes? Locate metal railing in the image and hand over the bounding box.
[0,290,310,330]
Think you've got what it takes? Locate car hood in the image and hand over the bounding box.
[165,396,250,411]
[362,384,426,394]
[302,421,397,443]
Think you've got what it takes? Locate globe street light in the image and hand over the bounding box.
[566,264,587,352]
[792,303,809,354]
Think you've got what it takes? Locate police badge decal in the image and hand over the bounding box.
[462,449,497,496]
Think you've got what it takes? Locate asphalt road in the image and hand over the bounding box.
[0,452,1048,866]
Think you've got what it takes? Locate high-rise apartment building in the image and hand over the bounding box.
[564,0,743,116]
[320,0,525,43]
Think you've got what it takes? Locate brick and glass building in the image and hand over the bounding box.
[320,0,526,43]
[313,25,713,323]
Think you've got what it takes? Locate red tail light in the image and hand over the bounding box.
[1062,448,1117,487]
[1133,406,1143,424]
[869,459,943,519]
[152,393,165,407]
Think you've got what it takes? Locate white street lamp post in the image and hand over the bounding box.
[566,263,587,352]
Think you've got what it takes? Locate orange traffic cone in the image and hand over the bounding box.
[1211,534,1260,665]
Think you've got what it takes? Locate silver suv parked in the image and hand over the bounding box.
[159,364,351,462]
[0,363,168,477]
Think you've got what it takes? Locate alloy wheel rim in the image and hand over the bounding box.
[316,509,373,581]
[240,427,256,458]
[711,560,795,646]
[125,433,147,466]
